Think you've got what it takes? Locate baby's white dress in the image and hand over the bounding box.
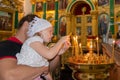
[16,36,49,80]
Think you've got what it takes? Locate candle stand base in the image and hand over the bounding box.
[68,62,114,80]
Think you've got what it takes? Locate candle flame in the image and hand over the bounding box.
[113,40,115,44]
[96,37,98,41]
[79,43,81,47]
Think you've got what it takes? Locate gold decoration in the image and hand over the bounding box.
[1,0,10,6]
[90,10,98,15]
[43,0,46,3]
[0,7,15,40]
[30,0,36,4]
[67,35,114,80]
[92,0,98,9]
[0,0,24,10]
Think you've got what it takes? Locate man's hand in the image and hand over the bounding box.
[41,66,49,76]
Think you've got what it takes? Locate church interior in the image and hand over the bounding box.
[0,0,120,80]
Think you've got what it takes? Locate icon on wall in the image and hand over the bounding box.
[36,2,43,12]
[98,0,109,6]
[76,17,81,23]
[76,27,81,36]
[115,0,120,4]
[59,16,66,36]
[47,0,55,10]
[98,13,109,37]
[59,0,68,9]
[0,11,13,31]
[87,26,92,35]
[87,16,92,23]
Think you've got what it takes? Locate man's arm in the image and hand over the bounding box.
[49,55,60,72]
[49,40,70,72]
[47,42,60,72]
[0,58,48,80]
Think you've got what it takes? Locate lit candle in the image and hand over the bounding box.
[72,37,76,57]
[74,36,79,59]
[96,37,99,55]
[72,37,75,56]
[112,40,115,62]
[90,40,93,49]
[79,43,83,55]
[72,46,74,56]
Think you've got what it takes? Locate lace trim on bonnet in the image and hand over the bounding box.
[27,17,52,37]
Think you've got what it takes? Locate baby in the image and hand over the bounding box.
[16,16,71,80]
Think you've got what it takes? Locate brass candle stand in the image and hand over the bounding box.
[67,36,114,80]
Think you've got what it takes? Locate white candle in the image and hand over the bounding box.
[112,40,115,62]
[72,37,75,56]
[90,41,93,49]
[79,43,83,55]
[96,37,99,55]
[74,36,79,58]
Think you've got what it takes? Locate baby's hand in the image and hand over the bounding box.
[64,40,71,50]
[59,35,70,44]
[58,37,71,55]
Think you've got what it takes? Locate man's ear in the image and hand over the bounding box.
[23,21,29,29]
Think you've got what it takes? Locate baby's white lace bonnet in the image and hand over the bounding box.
[27,17,52,37]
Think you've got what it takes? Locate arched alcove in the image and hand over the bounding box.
[70,1,91,15]
[66,0,95,13]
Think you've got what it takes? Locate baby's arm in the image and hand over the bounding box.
[58,41,71,55]
[30,36,70,60]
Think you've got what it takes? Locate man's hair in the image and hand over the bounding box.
[17,14,39,29]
